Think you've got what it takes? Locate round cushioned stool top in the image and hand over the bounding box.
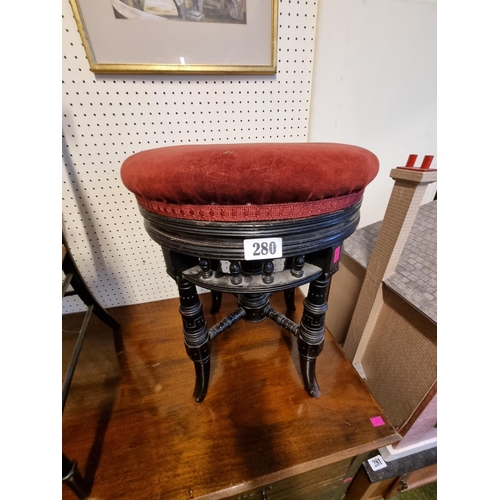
[121,143,379,221]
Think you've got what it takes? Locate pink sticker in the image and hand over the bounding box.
[333,246,341,263]
[370,416,385,427]
[343,478,352,483]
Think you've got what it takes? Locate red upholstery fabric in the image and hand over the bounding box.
[121,143,379,221]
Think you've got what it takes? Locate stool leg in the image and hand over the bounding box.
[284,288,296,311]
[178,279,211,403]
[209,259,223,314]
[298,273,330,398]
[210,291,222,314]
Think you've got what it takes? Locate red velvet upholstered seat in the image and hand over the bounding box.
[121,143,379,221]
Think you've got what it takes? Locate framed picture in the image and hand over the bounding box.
[69,0,278,74]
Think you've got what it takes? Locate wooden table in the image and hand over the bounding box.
[62,291,399,500]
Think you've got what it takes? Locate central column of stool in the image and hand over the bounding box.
[121,142,379,402]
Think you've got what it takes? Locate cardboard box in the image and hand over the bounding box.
[326,166,437,450]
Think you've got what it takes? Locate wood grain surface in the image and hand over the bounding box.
[62,291,399,500]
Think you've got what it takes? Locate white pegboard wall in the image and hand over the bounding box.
[62,0,318,313]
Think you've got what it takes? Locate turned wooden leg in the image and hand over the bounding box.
[210,291,222,314]
[207,259,222,314]
[177,279,211,403]
[284,288,296,311]
[298,273,330,398]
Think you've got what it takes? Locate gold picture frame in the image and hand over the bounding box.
[69,0,278,74]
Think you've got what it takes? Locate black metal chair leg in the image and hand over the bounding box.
[298,274,330,398]
[284,288,296,311]
[63,454,88,500]
[62,235,120,332]
[178,279,211,403]
[210,290,222,314]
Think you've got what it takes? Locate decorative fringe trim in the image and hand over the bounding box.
[136,191,363,222]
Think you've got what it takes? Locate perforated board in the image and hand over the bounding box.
[62,0,318,313]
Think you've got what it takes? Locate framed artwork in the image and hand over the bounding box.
[69,0,278,74]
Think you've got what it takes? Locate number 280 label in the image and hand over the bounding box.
[243,237,283,261]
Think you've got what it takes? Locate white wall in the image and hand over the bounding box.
[308,0,437,228]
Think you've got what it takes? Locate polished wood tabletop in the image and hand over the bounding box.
[62,291,399,500]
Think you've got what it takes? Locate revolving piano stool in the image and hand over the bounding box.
[121,142,378,403]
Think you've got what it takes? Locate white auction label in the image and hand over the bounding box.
[367,455,387,471]
[243,238,283,261]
